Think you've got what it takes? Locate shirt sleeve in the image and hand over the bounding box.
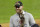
[29,13,36,26]
[10,16,14,27]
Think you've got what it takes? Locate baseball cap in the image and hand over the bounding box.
[15,1,23,8]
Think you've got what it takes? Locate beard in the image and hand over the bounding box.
[16,10,22,14]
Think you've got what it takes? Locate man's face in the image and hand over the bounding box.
[15,6,23,13]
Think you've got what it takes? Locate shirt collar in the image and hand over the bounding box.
[16,10,25,15]
[22,10,25,15]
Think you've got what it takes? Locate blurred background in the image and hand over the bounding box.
[0,0,40,27]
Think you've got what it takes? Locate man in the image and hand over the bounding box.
[10,1,39,27]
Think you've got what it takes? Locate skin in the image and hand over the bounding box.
[15,6,23,14]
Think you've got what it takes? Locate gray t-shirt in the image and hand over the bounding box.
[10,11,35,27]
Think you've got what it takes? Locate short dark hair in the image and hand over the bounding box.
[15,1,23,8]
[18,1,23,6]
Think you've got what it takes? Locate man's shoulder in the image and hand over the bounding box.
[10,13,17,19]
[25,11,33,18]
[12,13,18,16]
[25,11,32,15]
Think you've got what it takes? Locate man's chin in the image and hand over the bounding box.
[17,12,20,13]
